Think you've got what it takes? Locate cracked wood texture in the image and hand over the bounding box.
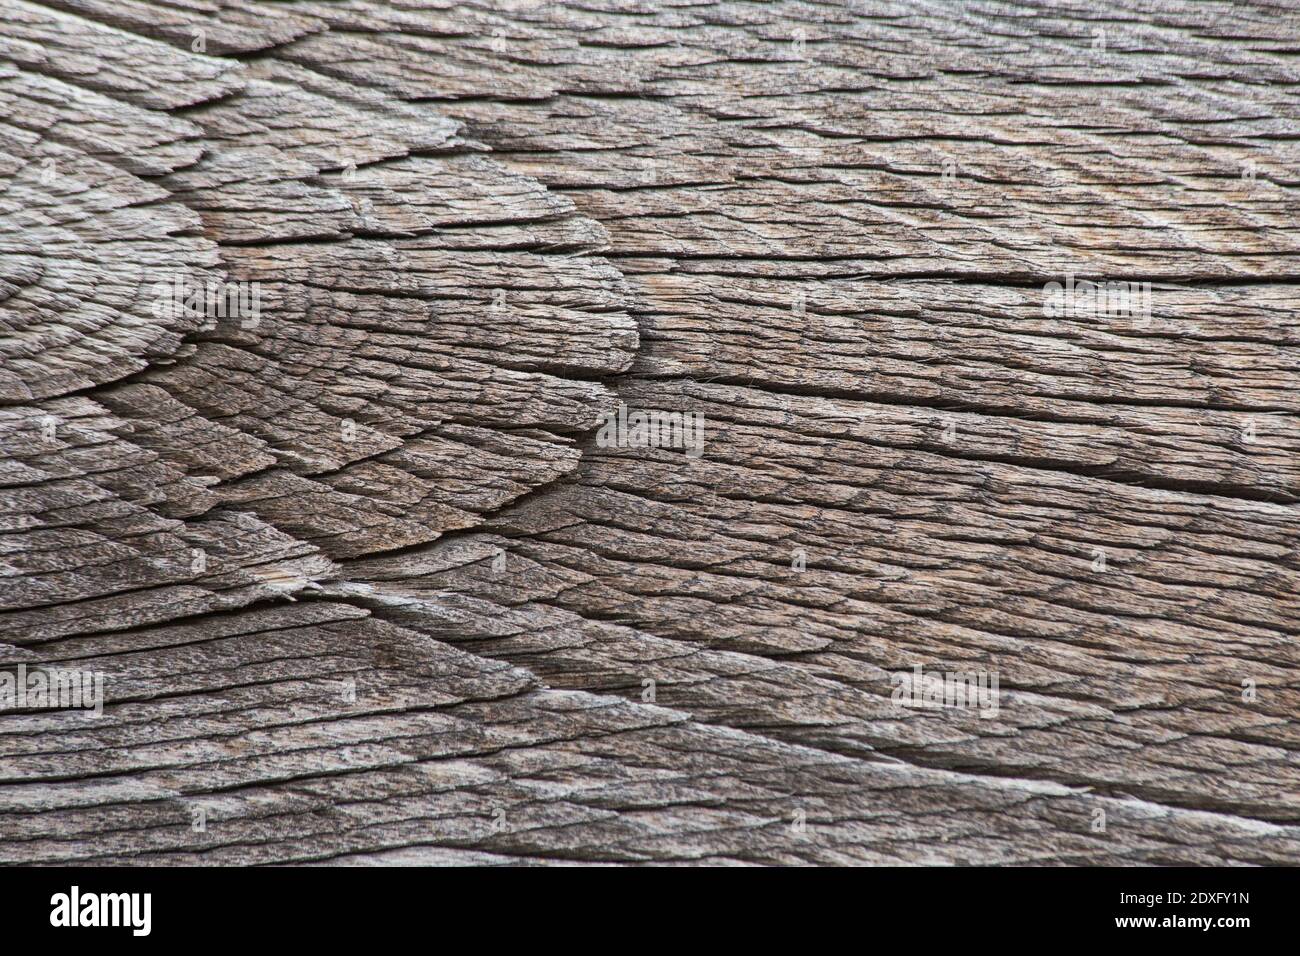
[1,0,1299,866]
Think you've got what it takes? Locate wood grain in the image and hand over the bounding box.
[1,0,1298,865]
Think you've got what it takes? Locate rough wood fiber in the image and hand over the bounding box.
[0,0,1297,865]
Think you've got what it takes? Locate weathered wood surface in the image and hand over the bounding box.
[1,0,1298,865]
